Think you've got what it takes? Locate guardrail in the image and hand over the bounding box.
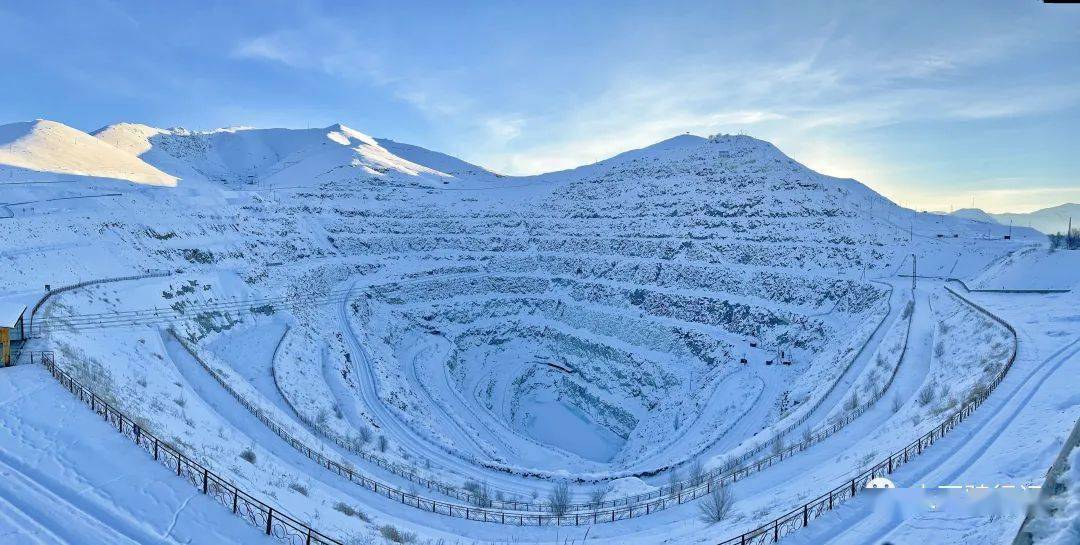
[40,351,343,545]
[28,270,176,332]
[712,284,1019,544]
[947,277,1071,294]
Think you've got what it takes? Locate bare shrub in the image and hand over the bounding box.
[377,435,388,453]
[828,412,845,429]
[770,434,786,457]
[548,481,571,516]
[668,469,683,493]
[698,485,734,524]
[934,340,945,358]
[844,392,860,413]
[333,501,370,522]
[720,456,738,474]
[891,394,903,413]
[688,458,705,487]
[589,484,612,508]
[801,426,814,445]
[464,480,492,507]
[288,482,308,496]
[379,524,416,543]
[240,448,257,464]
[917,383,936,406]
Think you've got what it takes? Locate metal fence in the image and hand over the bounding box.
[40,351,343,545]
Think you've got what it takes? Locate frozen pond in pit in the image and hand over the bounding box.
[521,390,625,463]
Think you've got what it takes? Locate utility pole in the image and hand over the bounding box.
[1069,217,1073,250]
[912,253,917,292]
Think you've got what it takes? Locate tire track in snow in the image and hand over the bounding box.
[335,287,502,468]
[795,293,1079,545]
[0,450,152,545]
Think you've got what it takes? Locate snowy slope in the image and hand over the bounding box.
[950,204,1079,235]
[0,120,176,186]
[92,122,464,189]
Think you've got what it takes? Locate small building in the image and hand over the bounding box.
[0,303,27,367]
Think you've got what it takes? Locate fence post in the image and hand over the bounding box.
[266,507,273,535]
[203,469,209,493]
[773,518,779,542]
[803,504,808,527]
[232,489,238,513]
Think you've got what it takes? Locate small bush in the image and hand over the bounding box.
[351,425,372,450]
[770,434,786,456]
[844,392,860,413]
[288,482,308,496]
[240,448,257,464]
[668,469,683,493]
[464,480,492,507]
[801,426,814,445]
[720,456,738,474]
[891,394,903,413]
[589,484,612,508]
[378,524,416,543]
[688,458,705,486]
[548,481,571,516]
[332,501,370,522]
[917,383,936,406]
[698,485,734,524]
[377,435,388,453]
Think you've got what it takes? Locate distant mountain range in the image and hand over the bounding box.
[948,204,1078,235]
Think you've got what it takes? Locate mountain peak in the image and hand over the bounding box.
[0,119,176,186]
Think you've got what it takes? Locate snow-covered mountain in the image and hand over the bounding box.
[89,122,477,188]
[950,203,1078,235]
[0,120,176,185]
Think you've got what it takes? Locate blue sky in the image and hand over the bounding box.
[2,0,1078,212]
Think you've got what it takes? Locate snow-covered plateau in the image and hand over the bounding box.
[0,119,1076,545]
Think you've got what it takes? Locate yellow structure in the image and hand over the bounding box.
[0,304,27,367]
[0,327,8,367]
